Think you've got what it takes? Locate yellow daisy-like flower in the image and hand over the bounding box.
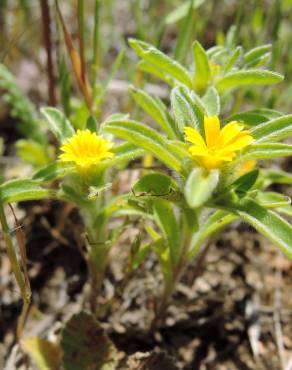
[59,129,114,170]
[184,116,254,170]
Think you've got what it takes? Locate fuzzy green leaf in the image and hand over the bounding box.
[0,179,55,203]
[216,69,283,91]
[230,198,292,259]
[256,191,291,208]
[238,143,292,163]
[130,87,177,138]
[33,162,74,182]
[226,109,283,127]
[188,210,238,259]
[129,38,192,88]
[244,44,272,64]
[132,172,174,196]
[202,87,220,116]
[171,86,204,134]
[103,119,182,173]
[41,107,75,143]
[251,115,292,143]
[221,46,242,73]
[193,41,210,94]
[137,60,176,86]
[101,143,145,169]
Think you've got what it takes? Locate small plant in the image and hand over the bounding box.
[102,39,292,327]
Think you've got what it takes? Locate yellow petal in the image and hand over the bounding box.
[188,145,209,157]
[184,126,206,148]
[219,134,254,155]
[204,116,220,148]
[200,156,224,170]
[220,121,244,146]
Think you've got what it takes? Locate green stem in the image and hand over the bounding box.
[0,201,31,338]
[92,0,101,97]
[81,197,109,314]
[0,203,26,297]
[151,227,192,330]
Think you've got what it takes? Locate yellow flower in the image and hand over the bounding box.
[184,116,254,170]
[59,129,114,170]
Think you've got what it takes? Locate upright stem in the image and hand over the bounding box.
[40,0,56,106]
[82,199,109,314]
[152,232,192,330]
[0,202,31,339]
[77,0,86,83]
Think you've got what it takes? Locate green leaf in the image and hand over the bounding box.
[129,38,192,88]
[0,179,55,203]
[184,168,219,208]
[137,60,176,87]
[165,0,205,24]
[201,87,220,116]
[61,311,117,370]
[41,107,75,142]
[130,87,177,138]
[193,41,211,94]
[238,143,292,163]
[188,210,238,259]
[216,69,283,91]
[171,86,204,134]
[251,115,292,143]
[260,169,292,187]
[101,143,145,169]
[22,337,61,370]
[230,198,292,259]
[33,162,74,182]
[276,205,292,217]
[103,119,182,174]
[153,199,181,266]
[174,0,194,63]
[231,169,259,195]
[225,109,282,127]
[256,191,291,208]
[244,44,272,64]
[132,172,174,196]
[245,53,271,68]
[221,46,242,73]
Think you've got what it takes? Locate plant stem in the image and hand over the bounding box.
[40,0,56,106]
[151,224,202,330]
[0,202,31,339]
[77,0,86,83]
[92,0,101,95]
